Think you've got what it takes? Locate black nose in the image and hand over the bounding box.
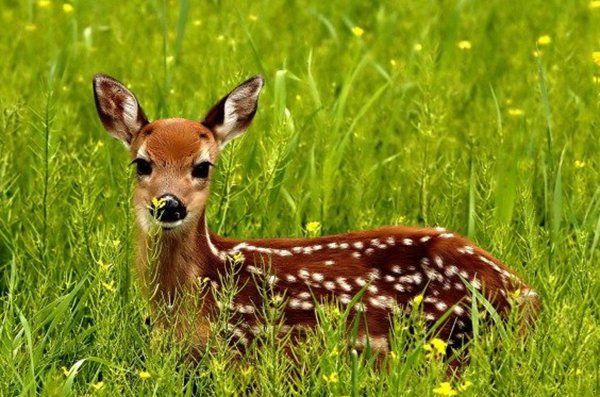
[150,194,187,223]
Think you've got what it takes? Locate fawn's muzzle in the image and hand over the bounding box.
[150,194,187,224]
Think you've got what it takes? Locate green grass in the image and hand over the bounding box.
[1,0,599,395]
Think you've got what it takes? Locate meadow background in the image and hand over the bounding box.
[0,0,599,395]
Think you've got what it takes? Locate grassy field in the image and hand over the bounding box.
[0,0,599,395]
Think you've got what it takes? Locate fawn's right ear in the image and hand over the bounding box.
[93,74,148,146]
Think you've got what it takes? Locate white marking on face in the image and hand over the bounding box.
[324,260,335,266]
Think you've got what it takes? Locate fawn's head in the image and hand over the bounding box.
[93,74,264,233]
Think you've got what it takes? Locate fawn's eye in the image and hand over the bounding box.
[192,162,212,179]
[132,158,152,176]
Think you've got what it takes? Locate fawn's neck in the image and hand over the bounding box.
[137,212,223,304]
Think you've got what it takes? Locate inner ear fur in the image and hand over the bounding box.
[93,74,148,145]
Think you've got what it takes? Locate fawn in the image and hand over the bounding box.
[93,73,539,362]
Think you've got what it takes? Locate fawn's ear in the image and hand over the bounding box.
[93,74,148,146]
[202,75,264,148]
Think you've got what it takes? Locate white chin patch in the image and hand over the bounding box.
[160,220,184,230]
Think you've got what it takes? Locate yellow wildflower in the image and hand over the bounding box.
[414,43,423,52]
[508,108,524,117]
[240,366,253,378]
[412,294,424,306]
[102,281,116,292]
[390,59,397,67]
[192,19,202,26]
[306,221,321,234]
[230,251,245,264]
[433,382,457,396]
[457,40,472,50]
[61,366,70,376]
[424,337,447,359]
[248,14,258,22]
[62,3,73,13]
[575,368,583,376]
[138,370,151,380]
[91,381,104,390]
[458,380,473,391]
[532,50,542,58]
[574,160,586,169]
[351,26,364,37]
[593,76,600,84]
[151,197,166,211]
[38,0,51,8]
[322,371,339,384]
[590,1,600,9]
[593,51,600,66]
[537,35,552,45]
[25,24,37,32]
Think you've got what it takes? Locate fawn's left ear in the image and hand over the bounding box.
[93,74,149,147]
[202,75,264,148]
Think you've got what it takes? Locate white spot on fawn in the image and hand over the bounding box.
[312,273,324,282]
[385,275,395,282]
[339,242,350,249]
[353,241,364,249]
[324,281,336,290]
[286,274,297,283]
[327,242,339,249]
[439,233,454,239]
[336,277,352,292]
[324,260,335,266]
[355,277,367,287]
[246,265,263,275]
[386,236,396,246]
[420,235,432,243]
[298,269,310,279]
[391,265,402,274]
[402,238,413,246]
[352,252,361,259]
